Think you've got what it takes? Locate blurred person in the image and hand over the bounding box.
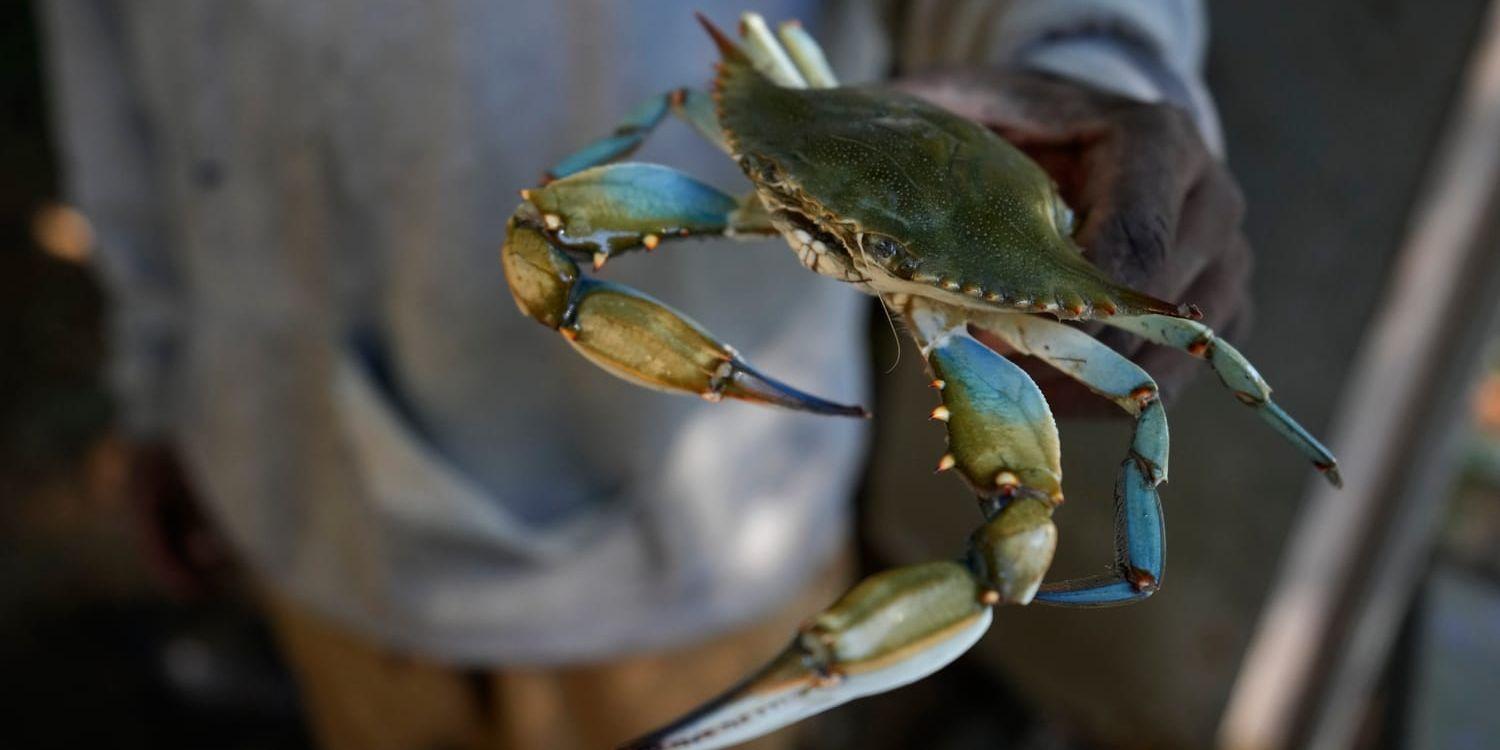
[41,1,1243,748]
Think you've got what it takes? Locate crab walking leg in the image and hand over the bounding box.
[736,13,808,88]
[775,20,839,88]
[620,562,994,750]
[522,162,773,268]
[977,314,1170,606]
[1105,314,1342,487]
[548,88,728,180]
[503,220,865,417]
[1033,444,1167,606]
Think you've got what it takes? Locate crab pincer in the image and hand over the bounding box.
[620,562,992,750]
[503,219,864,416]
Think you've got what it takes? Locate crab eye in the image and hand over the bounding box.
[864,234,905,262]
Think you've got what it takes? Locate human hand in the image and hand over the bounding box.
[125,440,229,596]
[896,71,1252,413]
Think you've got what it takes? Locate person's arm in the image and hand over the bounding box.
[41,0,181,441]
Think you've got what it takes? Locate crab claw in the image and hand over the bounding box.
[619,561,993,750]
[502,221,866,418]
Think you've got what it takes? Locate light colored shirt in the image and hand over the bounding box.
[43,0,1216,664]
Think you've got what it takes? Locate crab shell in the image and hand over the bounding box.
[705,23,1190,321]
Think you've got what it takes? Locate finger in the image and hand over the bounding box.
[893,70,1115,135]
[1169,164,1249,308]
[1075,105,1210,295]
[1094,156,1247,354]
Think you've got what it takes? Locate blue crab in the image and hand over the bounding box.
[501,13,1340,750]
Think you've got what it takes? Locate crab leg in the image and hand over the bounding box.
[504,218,863,417]
[523,162,773,267]
[1105,314,1342,487]
[550,10,838,182]
[906,299,1063,603]
[547,88,727,181]
[905,301,1064,501]
[977,314,1170,606]
[620,301,1072,749]
[619,562,993,750]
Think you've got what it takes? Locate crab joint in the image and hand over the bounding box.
[1125,567,1159,594]
[1186,336,1214,357]
[993,471,1020,496]
[1130,385,1158,408]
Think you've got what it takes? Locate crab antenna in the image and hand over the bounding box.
[695,12,749,62]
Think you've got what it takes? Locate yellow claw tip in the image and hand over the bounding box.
[519,188,532,201]
[592,253,608,270]
[994,471,1019,488]
[929,405,951,422]
[936,453,957,472]
[929,379,945,390]
[978,589,1001,606]
[642,233,661,251]
[542,213,563,231]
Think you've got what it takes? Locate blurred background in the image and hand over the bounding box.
[5,1,1500,749]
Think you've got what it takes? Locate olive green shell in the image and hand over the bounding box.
[711,46,1183,319]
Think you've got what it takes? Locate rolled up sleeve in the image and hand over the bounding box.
[891,0,1223,155]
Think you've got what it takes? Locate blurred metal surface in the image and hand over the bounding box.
[1220,1,1500,747]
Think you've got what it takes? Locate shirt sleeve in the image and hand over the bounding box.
[891,0,1224,155]
[40,0,182,439]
